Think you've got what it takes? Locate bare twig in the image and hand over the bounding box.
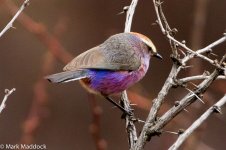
[121,0,139,148]
[0,88,16,114]
[197,34,226,54]
[169,95,226,150]
[0,0,30,37]
[134,65,178,149]
[121,91,138,148]
[124,0,139,32]
[179,75,226,83]
[133,1,226,149]
[143,68,221,143]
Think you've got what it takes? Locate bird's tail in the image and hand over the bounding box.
[45,69,89,83]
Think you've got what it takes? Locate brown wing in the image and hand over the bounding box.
[64,33,142,71]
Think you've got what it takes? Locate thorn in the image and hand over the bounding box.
[183,108,189,113]
[111,106,117,109]
[213,106,222,114]
[189,82,198,88]
[181,65,193,69]
[117,6,129,15]
[136,118,145,123]
[11,26,16,29]
[179,48,186,57]
[210,52,218,57]
[130,103,137,106]
[186,88,205,104]
[155,20,159,25]
[151,22,158,26]
[117,11,124,15]
[164,130,178,135]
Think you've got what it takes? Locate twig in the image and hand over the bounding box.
[0,0,30,37]
[122,0,139,148]
[0,88,16,114]
[134,55,225,149]
[134,1,180,148]
[179,75,226,83]
[121,91,138,148]
[133,1,226,149]
[134,65,178,149]
[197,34,226,54]
[167,35,216,66]
[124,0,139,32]
[169,95,226,150]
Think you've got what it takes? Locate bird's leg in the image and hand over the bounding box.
[104,96,131,116]
[119,94,146,123]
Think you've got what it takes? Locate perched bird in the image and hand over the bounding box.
[45,32,162,114]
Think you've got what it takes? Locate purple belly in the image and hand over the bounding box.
[80,69,146,95]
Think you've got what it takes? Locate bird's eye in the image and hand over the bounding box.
[148,46,153,52]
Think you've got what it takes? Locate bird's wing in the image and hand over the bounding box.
[63,44,141,71]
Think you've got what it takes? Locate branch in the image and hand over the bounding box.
[133,0,226,149]
[0,0,30,37]
[179,75,226,83]
[121,91,138,148]
[0,88,16,114]
[124,0,139,32]
[145,68,221,139]
[197,34,226,54]
[134,65,178,149]
[169,95,226,150]
[121,0,139,148]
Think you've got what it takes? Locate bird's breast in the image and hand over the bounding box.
[79,56,150,95]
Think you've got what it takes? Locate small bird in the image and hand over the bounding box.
[45,32,162,114]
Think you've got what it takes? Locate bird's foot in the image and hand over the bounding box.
[104,96,132,116]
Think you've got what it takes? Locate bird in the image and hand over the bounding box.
[45,32,162,115]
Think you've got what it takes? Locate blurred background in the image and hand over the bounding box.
[0,0,225,149]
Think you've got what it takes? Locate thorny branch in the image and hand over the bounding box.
[179,75,226,83]
[0,0,30,38]
[121,0,139,148]
[0,88,16,114]
[169,95,226,150]
[132,0,226,149]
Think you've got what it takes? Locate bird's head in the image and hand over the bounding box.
[130,32,162,60]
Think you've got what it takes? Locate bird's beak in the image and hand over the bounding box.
[153,53,163,60]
